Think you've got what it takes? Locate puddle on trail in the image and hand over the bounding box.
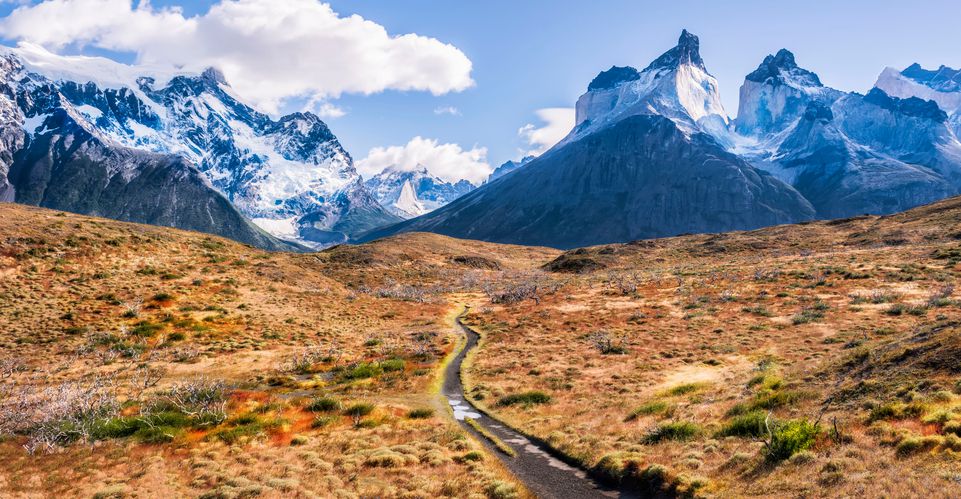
[448,398,481,420]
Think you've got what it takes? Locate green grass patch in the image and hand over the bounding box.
[496,391,551,407]
[717,411,768,438]
[764,419,819,462]
[407,408,434,419]
[662,382,708,397]
[642,421,700,444]
[624,401,671,421]
[305,397,341,412]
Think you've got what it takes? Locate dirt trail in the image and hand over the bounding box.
[442,307,638,499]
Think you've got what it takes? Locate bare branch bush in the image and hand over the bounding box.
[605,271,640,295]
[586,330,629,355]
[927,284,955,306]
[0,358,24,379]
[122,298,143,318]
[282,343,340,374]
[158,378,228,427]
[0,375,119,454]
[407,332,438,360]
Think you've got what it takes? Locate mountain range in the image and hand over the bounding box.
[0,43,399,249]
[2,33,960,251]
[359,31,961,248]
[364,167,475,218]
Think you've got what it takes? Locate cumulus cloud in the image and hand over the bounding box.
[0,0,474,113]
[357,137,491,185]
[433,106,460,116]
[518,107,575,156]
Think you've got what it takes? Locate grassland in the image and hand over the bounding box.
[3,196,961,497]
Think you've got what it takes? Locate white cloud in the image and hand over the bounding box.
[0,0,474,114]
[518,107,575,156]
[433,106,460,116]
[310,100,346,119]
[357,137,491,185]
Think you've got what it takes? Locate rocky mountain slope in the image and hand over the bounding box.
[0,44,397,248]
[876,63,961,138]
[358,31,816,248]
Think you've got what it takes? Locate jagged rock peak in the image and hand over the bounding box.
[201,67,228,86]
[644,29,705,72]
[746,49,822,87]
[863,87,948,122]
[901,63,961,93]
[587,66,641,92]
[588,66,641,91]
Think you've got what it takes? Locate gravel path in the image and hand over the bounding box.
[443,309,639,499]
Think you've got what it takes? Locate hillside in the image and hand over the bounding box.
[2,197,961,497]
[0,202,538,498]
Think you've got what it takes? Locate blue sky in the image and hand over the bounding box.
[1,0,959,179]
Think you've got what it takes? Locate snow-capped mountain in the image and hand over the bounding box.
[734,49,842,137]
[359,31,816,248]
[0,44,398,248]
[734,50,961,218]
[364,166,474,218]
[567,30,729,146]
[486,156,533,183]
[0,47,300,251]
[875,64,961,138]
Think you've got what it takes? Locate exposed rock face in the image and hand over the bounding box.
[735,49,842,136]
[364,166,474,218]
[769,101,955,219]
[735,51,961,219]
[0,45,397,248]
[572,30,728,143]
[875,64,961,138]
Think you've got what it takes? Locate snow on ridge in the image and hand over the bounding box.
[3,42,185,91]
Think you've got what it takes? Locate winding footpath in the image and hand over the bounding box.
[443,308,639,499]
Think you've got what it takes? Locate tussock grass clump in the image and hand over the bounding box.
[305,397,340,412]
[764,419,819,462]
[593,455,707,497]
[380,358,406,372]
[867,401,927,423]
[718,411,768,438]
[594,451,647,482]
[727,387,810,416]
[896,435,943,456]
[643,421,700,444]
[406,408,434,419]
[625,401,671,421]
[343,362,382,380]
[497,391,551,407]
[344,402,375,426]
[311,415,337,428]
[662,383,708,397]
[944,420,961,437]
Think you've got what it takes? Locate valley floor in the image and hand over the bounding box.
[2,200,961,497]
